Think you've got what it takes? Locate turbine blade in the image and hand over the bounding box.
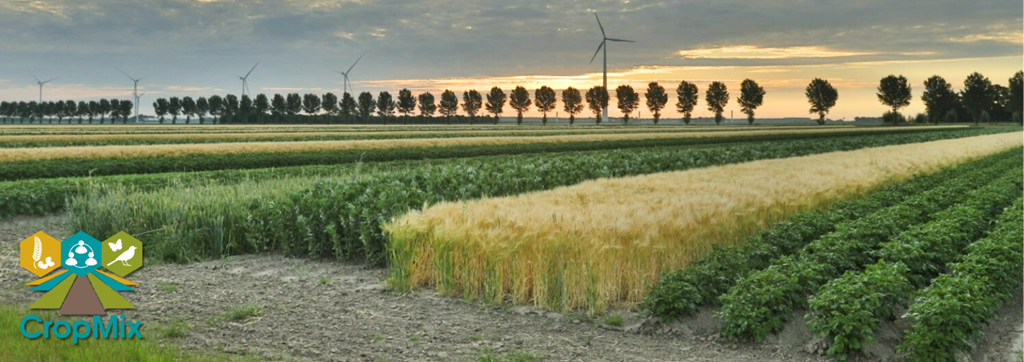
[43,78,57,84]
[589,41,605,64]
[116,68,135,81]
[605,38,636,43]
[245,61,260,78]
[30,72,40,83]
[594,13,606,37]
[346,54,364,74]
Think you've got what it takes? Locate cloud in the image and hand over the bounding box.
[678,45,873,60]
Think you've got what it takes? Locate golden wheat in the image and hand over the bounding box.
[0,126,962,161]
[385,132,1023,313]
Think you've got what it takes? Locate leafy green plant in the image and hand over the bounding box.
[717,156,1018,341]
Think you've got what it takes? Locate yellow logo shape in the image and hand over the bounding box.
[19,231,61,277]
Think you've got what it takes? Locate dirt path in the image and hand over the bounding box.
[1,214,1019,362]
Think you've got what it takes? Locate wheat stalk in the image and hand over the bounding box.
[32,236,42,268]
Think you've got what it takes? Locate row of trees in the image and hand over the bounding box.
[876,71,1024,125]
[3,71,1017,125]
[0,99,134,124]
[142,80,769,125]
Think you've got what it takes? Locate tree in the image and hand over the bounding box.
[224,95,239,123]
[119,100,132,123]
[535,86,557,125]
[485,87,506,124]
[85,101,98,124]
[509,86,532,125]
[586,86,608,124]
[208,95,224,124]
[254,94,270,124]
[271,94,287,122]
[615,85,640,124]
[340,93,357,122]
[76,101,88,124]
[922,75,958,124]
[286,93,302,117]
[167,97,181,124]
[961,72,994,125]
[417,92,436,118]
[644,82,668,124]
[108,99,121,124]
[239,95,253,124]
[196,97,209,124]
[53,101,65,123]
[462,89,483,125]
[877,75,912,123]
[704,82,729,125]
[181,97,196,124]
[303,93,322,122]
[562,87,584,125]
[358,92,375,121]
[805,78,838,125]
[63,100,77,124]
[98,99,111,124]
[396,89,416,122]
[677,81,700,125]
[1007,71,1022,121]
[438,90,459,124]
[377,91,396,124]
[738,79,766,124]
[322,93,339,123]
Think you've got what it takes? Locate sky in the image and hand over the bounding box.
[0,0,1021,120]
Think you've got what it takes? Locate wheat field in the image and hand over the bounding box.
[385,131,1023,313]
[0,126,961,161]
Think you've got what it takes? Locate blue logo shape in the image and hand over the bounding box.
[61,232,102,277]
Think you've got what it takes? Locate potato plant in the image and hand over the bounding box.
[716,155,1017,341]
[898,199,1024,362]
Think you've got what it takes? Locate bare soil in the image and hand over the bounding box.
[1,214,1020,362]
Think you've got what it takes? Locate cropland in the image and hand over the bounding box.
[1,123,1021,362]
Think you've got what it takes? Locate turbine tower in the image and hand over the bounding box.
[588,13,635,124]
[117,68,145,123]
[30,73,57,103]
[238,61,260,96]
[336,54,364,95]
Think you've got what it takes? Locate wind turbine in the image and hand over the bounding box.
[336,54,364,95]
[30,73,57,103]
[588,13,635,124]
[117,68,145,123]
[238,61,260,96]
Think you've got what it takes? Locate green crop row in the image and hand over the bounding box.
[638,148,988,320]
[67,131,996,265]
[805,170,1022,359]
[0,127,785,148]
[1,127,1007,182]
[715,154,1018,341]
[897,199,1024,362]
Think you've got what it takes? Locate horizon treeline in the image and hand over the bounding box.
[1,71,1020,125]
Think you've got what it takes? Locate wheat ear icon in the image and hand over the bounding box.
[32,236,42,269]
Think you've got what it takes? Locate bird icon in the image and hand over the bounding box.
[107,246,137,267]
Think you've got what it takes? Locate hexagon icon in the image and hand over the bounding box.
[101,231,143,277]
[61,231,103,277]
[19,231,61,277]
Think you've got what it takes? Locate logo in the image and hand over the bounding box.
[18,231,144,343]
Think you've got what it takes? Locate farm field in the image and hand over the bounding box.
[1,124,1021,362]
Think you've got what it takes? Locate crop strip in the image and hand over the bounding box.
[387,133,1021,313]
[805,168,1022,359]
[65,130,1004,266]
[717,151,1019,341]
[638,149,1009,319]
